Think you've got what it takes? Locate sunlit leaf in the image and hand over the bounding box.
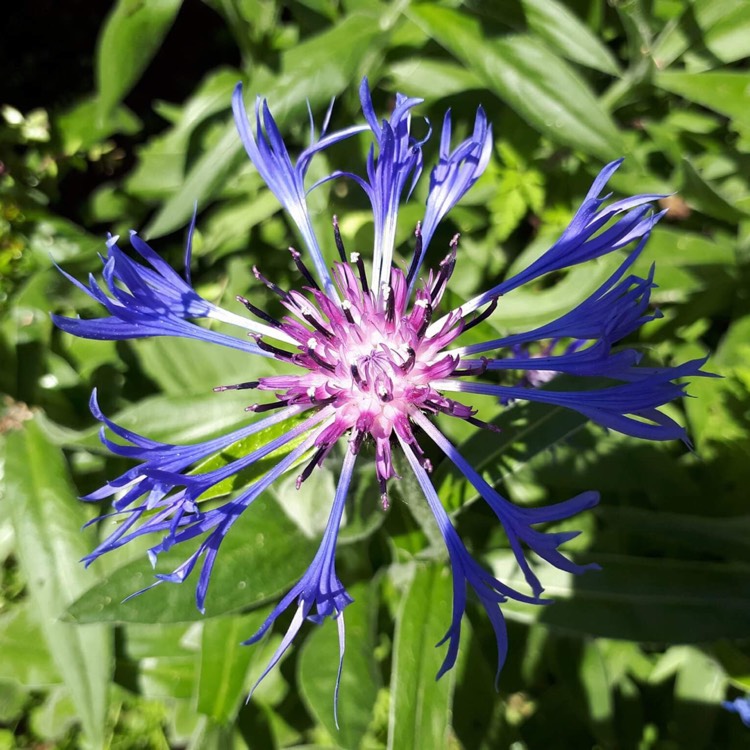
[4,419,112,746]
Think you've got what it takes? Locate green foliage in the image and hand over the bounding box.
[1,1,749,748]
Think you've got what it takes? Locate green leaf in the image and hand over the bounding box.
[0,604,62,687]
[3,419,112,746]
[0,681,27,724]
[434,400,588,512]
[126,68,241,201]
[387,59,483,99]
[700,2,750,64]
[491,550,750,642]
[145,11,387,238]
[520,0,620,75]
[653,0,750,68]
[96,0,184,119]
[131,335,281,396]
[144,118,246,239]
[197,610,270,724]
[29,687,78,743]
[631,226,736,302]
[298,580,382,749]
[388,564,456,750]
[680,158,750,223]
[408,5,623,160]
[656,71,750,130]
[51,392,255,451]
[66,495,318,624]
[191,411,312,504]
[579,641,615,745]
[57,96,141,154]
[598,507,750,563]
[140,654,197,701]
[672,646,726,749]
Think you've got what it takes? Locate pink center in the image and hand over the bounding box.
[227,245,486,508]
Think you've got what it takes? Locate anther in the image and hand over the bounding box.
[452,357,489,377]
[379,478,390,511]
[253,266,288,300]
[236,295,282,328]
[400,347,416,372]
[430,246,457,301]
[251,335,294,361]
[384,283,395,322]
[245,399,290,413]
[377,384,392,403]
[462,298,498,333]
[288,247,320,290]
[341,299,356,325]
[405,221,423,286]
[302,312,334,339]
[213,380,259,392]
[333,215,346,262]
[350,364,365,388]
[416,302,433,338]
[351,432,366,455]
[296,445,327,488]
[466,416,502,433]
[307,345,336,372]
[351,252,369,294]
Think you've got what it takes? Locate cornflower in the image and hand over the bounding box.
[53,78,708,708]
[723,694,750,728]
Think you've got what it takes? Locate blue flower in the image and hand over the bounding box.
[723,694,750,727]
[54,79,711,711]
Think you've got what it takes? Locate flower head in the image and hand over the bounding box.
[54,79,711,711]
[723,694,750,728]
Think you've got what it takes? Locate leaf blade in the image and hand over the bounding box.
[4,419,112,746]
[408,5,623,160]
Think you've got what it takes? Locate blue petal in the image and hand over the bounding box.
[408,105,493,293]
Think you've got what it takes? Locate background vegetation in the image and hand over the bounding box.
[1,0,749,748]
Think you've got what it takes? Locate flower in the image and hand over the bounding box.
[723,694,750,728]
[53,78,710,710]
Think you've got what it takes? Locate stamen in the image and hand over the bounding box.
[251,335,294,361]
[236,295,282,328]
[253,265,288,300]
[333,215,346,262]
[377,384,392,403]
[465,416,502,433]
[245,398,290,413]
[307,345,336,372]
[213,380,259,392]
[404,432,431,471]
[351,364,365,388]
[430,243,458,302]
[351,431,365,454]
[302,312,334,339]
[289,247,320,290]
[405,221,423,286]
[417,302,433,338]
[400,347,416,372]
[452,357,489,376]
[462,298,498,333]
[379,478,389,510]
[296,445,327,488]
[384,283,395,322]
[351,252,369,294]
[341,299,356,325]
